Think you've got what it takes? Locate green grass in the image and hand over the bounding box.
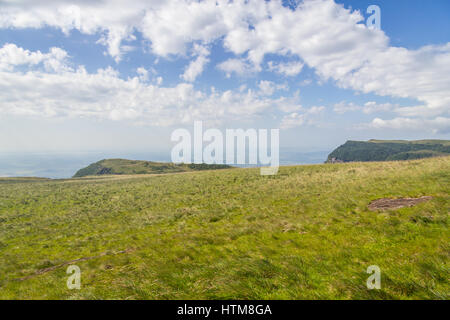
[0,157,449,299]
[369,139,450,146]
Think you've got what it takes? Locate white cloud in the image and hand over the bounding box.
[335,44,450,118]
[0,43,70,73]
[369,117,450,134]
[333,101,397,114]
[0,44,306,127]
[140,1,230,57]
[136,67,148,82]
[181,55,209,82]
[258,80,276,96]
[1,0,449,132]
[394,105,446,118]
[333,101,361,114]
[258,80,287,96]
[217,58,255,78]
[0,1,148,62]
[280,106,325,129]
[227,0,449,122]
[363,102,396,114]
[268,60,304,76]
[181,44,210,82]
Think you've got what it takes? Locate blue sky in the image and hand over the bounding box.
[0,0,449,155]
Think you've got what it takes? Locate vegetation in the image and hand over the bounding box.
[0,177,51,184]
[327,139,450,162]
[0,157,448,299]
[73,158,232,178]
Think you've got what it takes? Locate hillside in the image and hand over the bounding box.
[0,156,448,299]
[327,139,450,162]
[73,159,232,177]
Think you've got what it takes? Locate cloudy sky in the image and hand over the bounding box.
[0,0,449,154]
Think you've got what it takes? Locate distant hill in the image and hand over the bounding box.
[327,139,450,163]
[73,159,232,178]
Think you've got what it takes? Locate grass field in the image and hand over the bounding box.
[0,157,449,299]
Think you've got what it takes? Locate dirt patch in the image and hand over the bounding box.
[368,196,433,211]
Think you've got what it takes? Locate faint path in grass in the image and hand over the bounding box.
[59,168,240,184]
[12,248,135,282]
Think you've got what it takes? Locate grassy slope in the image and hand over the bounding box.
[369,139,450,146]
[0,157,449,299]
[327,139,450,162]
[387,150,449,161]
[73,159,232,178]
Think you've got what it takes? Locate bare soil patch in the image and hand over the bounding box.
[368,196,433,211]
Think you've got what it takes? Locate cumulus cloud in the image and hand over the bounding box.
[181,44,210,82]
[0,43,71,72]
[0,1,148,62]
[333,101,397,114]
[267,60,304,76]
[0,0,263,61]
[363,102,397,114]
[0,43,305,126]
[1,0,449,131]
[280,106,325,129]
[181,55,208,82]
[217,58,255,78]
[136,67,149,82]
[222,0,449,123]
[258,80,288,96]
[333,101,361,114]
[369,117,450,134]
[337,100,450,133]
